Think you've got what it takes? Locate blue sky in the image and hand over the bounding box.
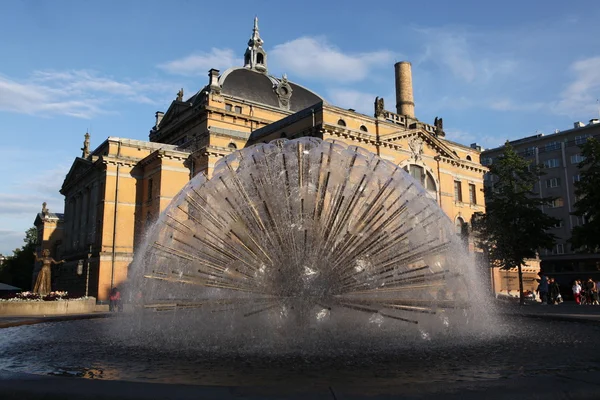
[1,0,600,254]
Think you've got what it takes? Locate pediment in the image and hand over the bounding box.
[384,129,460,161]
[60,157,93,194]
[158,100,192,129]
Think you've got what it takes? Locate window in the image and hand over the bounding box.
[409,165,424,183]
[234,105,242,114]
[228,143,237,150]
[225,103,232,112]
[545,141,561,151]
[576,215,587,226]
[404,165,437,197]
[425,174,436,194]
[523,147,536,157]
[571,154,586,164]
[337,119,346,127]
[455,217,465,235]
[147,178,153,202]
[575,135,589,145]
[543,158,560,168]
[469,184,476,204]
[551,243,565,255]
[481,157,493,166]
[545,178,560,188]
[573,174,581,183]
[466,155,472,161]
[454,181,463,202]
[550,197,564,208]
[359,125,368,132]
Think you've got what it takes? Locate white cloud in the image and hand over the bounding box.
[488,98,546,112]
[158,48,237,76]
[444,129,501,150]
[416,27,517,84]
[0,162,68,219]
[327,89,379,115]
[0,70,176,118]
[271,37,394,83]
[553,56,600,117]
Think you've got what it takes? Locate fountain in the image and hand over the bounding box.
[5,138,600,397]
[126,137,493,350]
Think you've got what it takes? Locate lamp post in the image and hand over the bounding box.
[86,245,92,298]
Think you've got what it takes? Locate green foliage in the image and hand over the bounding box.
[0,227,38,290]
[475,142,559,269]
[571,137,600,251]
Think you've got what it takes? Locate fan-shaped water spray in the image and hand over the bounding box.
[130,137,491,341]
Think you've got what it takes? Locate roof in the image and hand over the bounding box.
[0,282,21,291]
[247,102,323,144]
[482,121,600,154]
[219,67,325,112]
[34,211,64,226]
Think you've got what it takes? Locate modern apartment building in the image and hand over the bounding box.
[481,119,600,283]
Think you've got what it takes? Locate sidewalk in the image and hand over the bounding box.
[0,312,111,329]
[2,368,600,399]
[497,300,600,323]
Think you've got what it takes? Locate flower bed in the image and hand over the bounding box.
[0,291,74,302]
[0,292,96,316]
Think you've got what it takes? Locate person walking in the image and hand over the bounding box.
[537,275,549,305]
[586,278,598,305]
[109,287,120,312]
[549,278,560,305]
[572,280,582,305]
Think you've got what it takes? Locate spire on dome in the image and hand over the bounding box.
[244,16,267,73]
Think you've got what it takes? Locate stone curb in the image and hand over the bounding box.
[0,312,112,329]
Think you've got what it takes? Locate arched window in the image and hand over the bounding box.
[466,155,472,161]
[257,53,264,64]
[455,217,465,235]
[228,143,237,150]
[337,119,346,127]
[360,125,368,132]
[403,164,437,198]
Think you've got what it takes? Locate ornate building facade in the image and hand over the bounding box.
[45,18,487,300]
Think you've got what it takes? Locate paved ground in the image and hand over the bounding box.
[497,300,600,323]
[1,368,599,399]
[0,312,111,329]
[2,301,600,399]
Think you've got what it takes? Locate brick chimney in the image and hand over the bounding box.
[394,62,415,119]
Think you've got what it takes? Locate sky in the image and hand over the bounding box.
[1,0,600,254]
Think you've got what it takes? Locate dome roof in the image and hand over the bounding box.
[219,68,325,112]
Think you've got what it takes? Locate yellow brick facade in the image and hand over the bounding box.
[51,19,489,301]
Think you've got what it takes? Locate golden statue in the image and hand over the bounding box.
[33,249,65,295]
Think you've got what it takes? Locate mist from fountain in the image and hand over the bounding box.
[124,137,497,353]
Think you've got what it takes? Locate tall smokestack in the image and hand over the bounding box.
[394,61,415,119]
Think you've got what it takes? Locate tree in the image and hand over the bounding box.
[571,137,600,251]
[473,142,559,305]
[0,227,38,290]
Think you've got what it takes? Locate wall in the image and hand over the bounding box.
[0,298,97,316]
